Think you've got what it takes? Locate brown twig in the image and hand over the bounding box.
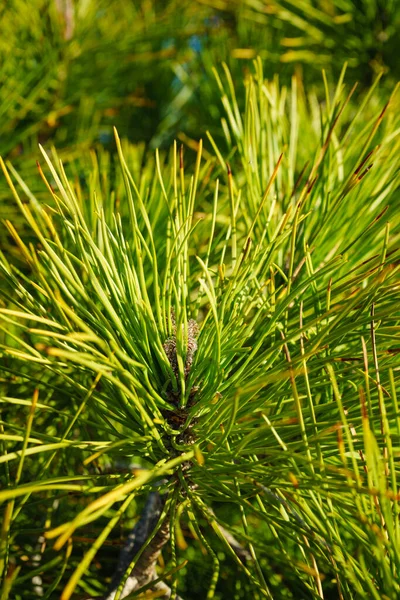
[99,492,183,600]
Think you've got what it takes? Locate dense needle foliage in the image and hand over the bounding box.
[1,2,400,599]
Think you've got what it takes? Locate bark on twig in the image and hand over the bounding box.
[205,506,251,563]
[102,492,183,600]
[216,523,252,563]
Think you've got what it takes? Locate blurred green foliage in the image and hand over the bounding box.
[2,0,400,158]
[2,0,399,255]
